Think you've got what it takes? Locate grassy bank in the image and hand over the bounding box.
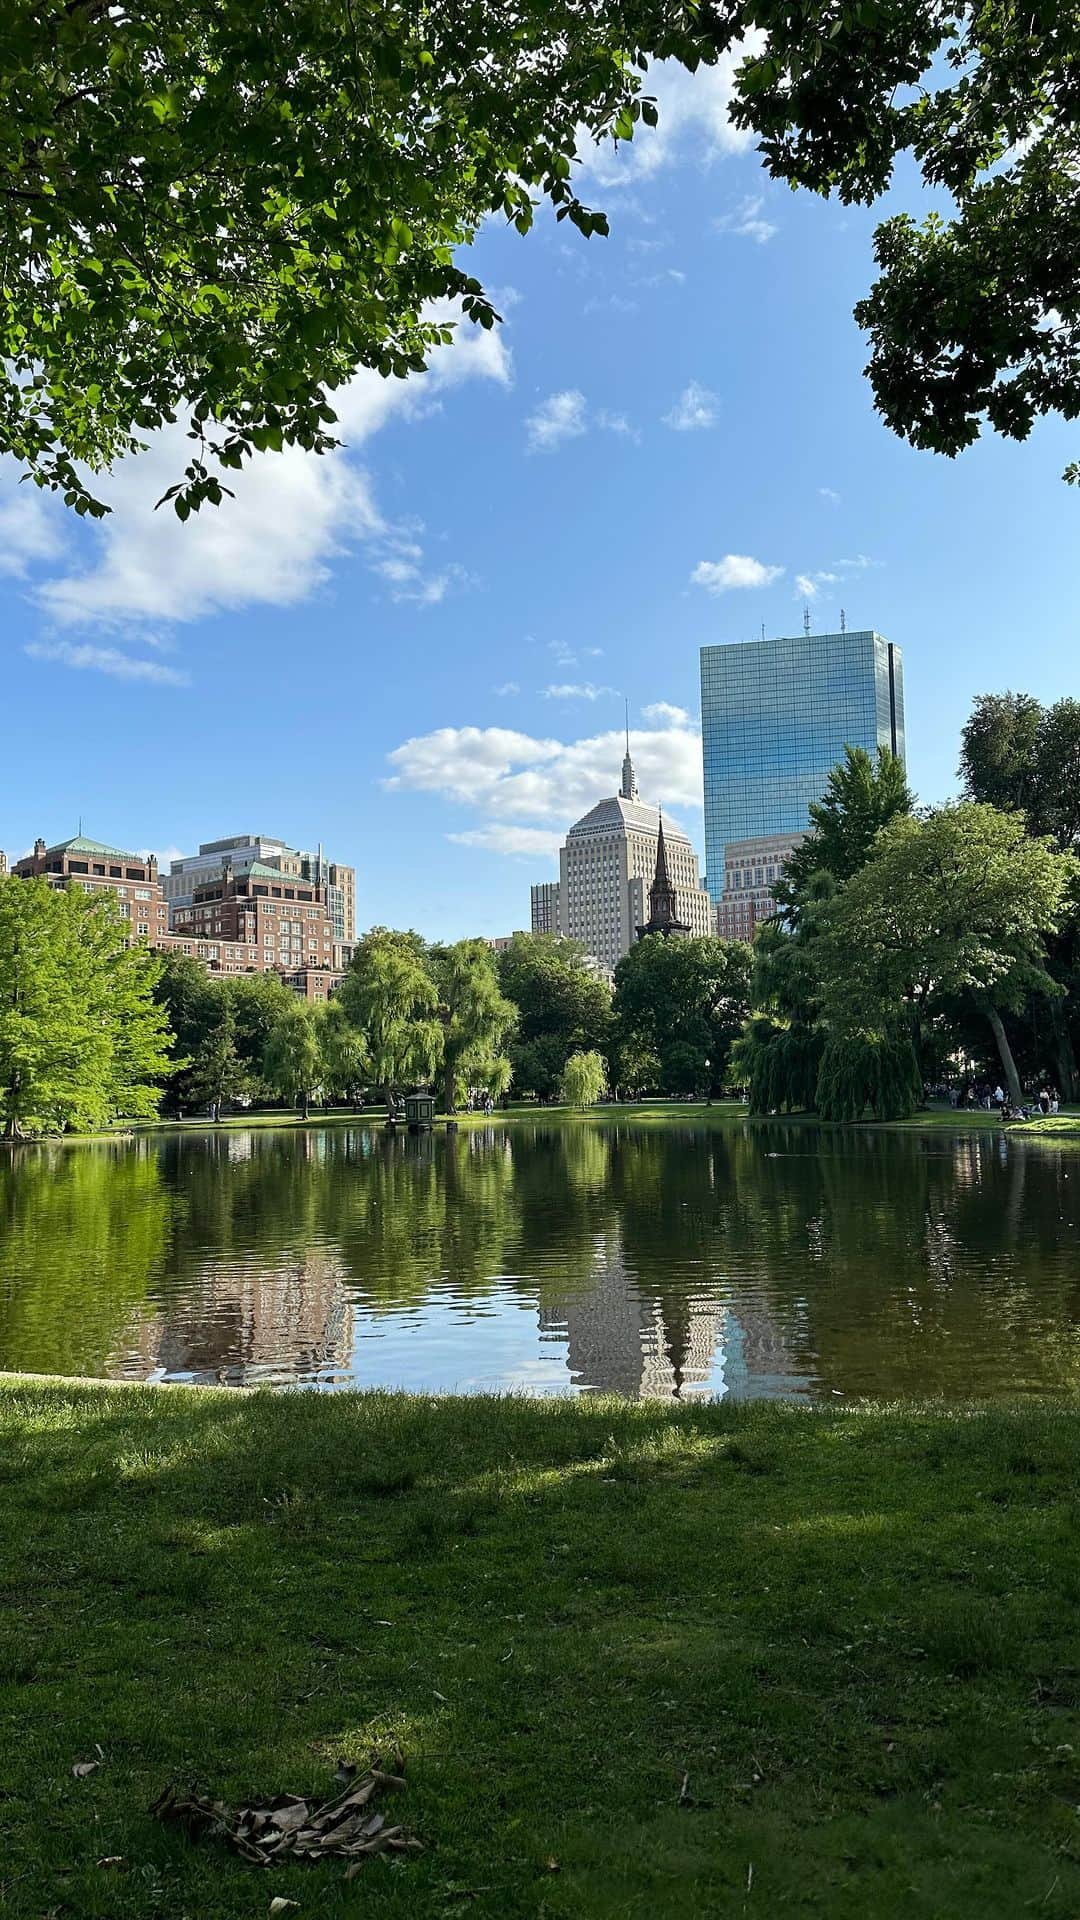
[18,1097,1080,1147]
[2,1384,1079,1917]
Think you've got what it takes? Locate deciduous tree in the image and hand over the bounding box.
[0,876,173,1136]
[263,1000,324,1120]
[2,0,700,516]
[560,1049,608,1110]
[819,805,1077,1108]
[428,940,516,1114]
[613,935,751,1096]
[497,935,611,1101]
[337,929,441,1107]
[778,747,913,904]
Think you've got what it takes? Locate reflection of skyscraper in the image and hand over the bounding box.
[120,1251,354,1386]
[538,1223,726,1399]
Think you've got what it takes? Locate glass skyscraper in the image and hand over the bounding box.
[699,629,905,903]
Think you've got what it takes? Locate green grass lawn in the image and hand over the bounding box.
[2,1384,1079,1917]
[42,1097,1080,1147]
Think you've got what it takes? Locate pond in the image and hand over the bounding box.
[1,1119,1077,1400]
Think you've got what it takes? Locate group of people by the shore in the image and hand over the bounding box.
[933,1081,1061,1121]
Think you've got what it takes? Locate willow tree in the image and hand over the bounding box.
[0,876,173,1136]
[560,1050,607,1110]
[337,929,441,1109]
[263,999,324,1121]
[819,805,1077,1109]
[428,939,516,1115]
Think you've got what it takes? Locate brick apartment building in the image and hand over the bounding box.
[163,834,356,945]
[13,835,174,948]
[10,835,345,993]
[172,861,338,977]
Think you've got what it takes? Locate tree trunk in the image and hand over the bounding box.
[1048,997,1079,1102]
[444,1068,455,1116]
[985,1003,1024,1108]
[301,1089,310,1120]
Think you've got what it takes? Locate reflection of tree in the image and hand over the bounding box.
[0,1145,173,1375]
[4,1120,1078,1398]
[685,1127,1080,1397]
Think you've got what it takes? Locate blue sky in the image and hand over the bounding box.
[2,63,1077,940]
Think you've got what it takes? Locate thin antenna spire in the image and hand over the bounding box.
[625,697,630,756]
[840,606,846,632]
[761,622,766,641]
[803,605,811,636]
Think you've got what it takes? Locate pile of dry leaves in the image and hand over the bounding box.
[151,1765,421,1879]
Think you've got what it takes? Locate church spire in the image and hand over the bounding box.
[620,700,638,801]
[638,807,691,939]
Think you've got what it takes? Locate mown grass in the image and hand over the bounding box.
[2,1384,1079,1916]
[42,1098,1080,1147]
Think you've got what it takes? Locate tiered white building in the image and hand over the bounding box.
[530,736,712,976]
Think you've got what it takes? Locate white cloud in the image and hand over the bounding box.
[818,486,841,506]
[152,843,187,869]
[525,389,588,453]
[580,44,763,186]
[596,409,640,442]
[24,309,511,635]
[24,640,189,686]
[494,681,520,698]
[447,825,564,857]
[0,482,65,577]
[691,555,783,593]
[795,569,840,600]
[714,194,778,244]
[663,382,719,432]
[543,682,617,701]
[385,717,703,841]
[642,701,691,725]
[525,392,638,452]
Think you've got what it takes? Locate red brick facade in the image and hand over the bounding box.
[14,836,174,948]
[11,837,342,996]
[172,861,336,977]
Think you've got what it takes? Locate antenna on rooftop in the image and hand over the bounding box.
[625,696,630,755]
[761,622,766,641]
[803,605,811,636]
[840,606,846,633]
[77,813,82,836]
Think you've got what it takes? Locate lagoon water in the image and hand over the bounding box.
[1,1119,1077,1399]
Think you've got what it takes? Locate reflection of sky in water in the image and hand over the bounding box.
[344,1296,574,1397]
[2,1121,1078,1402]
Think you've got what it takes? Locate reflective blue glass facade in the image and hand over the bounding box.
[700,630,905,903]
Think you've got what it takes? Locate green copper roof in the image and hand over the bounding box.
[243,862,317,884]
[50,835,148,864]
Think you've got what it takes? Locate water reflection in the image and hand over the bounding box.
[0,1121,1077,1400]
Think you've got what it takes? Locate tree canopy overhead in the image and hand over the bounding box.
[3,0,698,517]
[10,0,1080,518]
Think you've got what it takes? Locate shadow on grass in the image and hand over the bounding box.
[2,1385,1080,1918]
